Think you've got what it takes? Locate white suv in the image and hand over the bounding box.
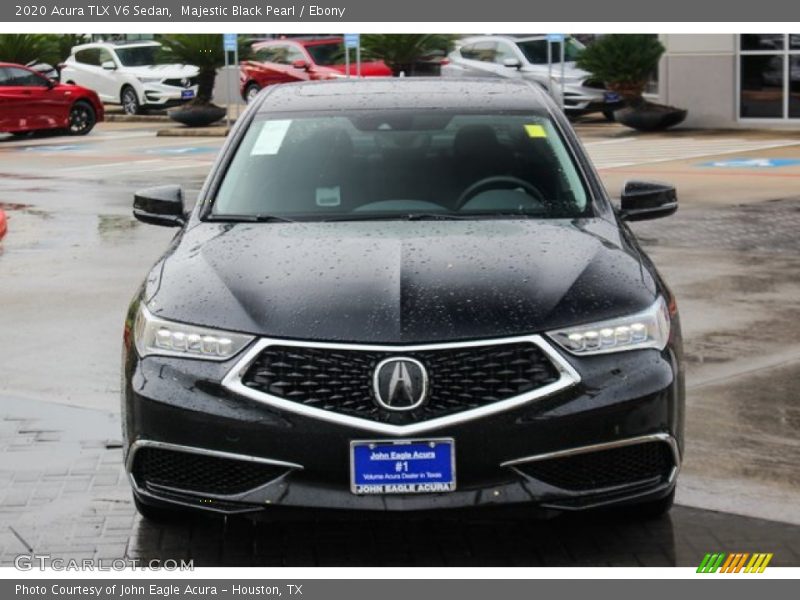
[61,41,199,115]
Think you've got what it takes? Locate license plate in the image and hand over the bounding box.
[181,89,195,100]
[350,439,456,494]
[604,91,621,103]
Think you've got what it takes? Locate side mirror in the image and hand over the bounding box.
[101,60,116,70]
[502,57,521,69]
[292,59,310,70]
[133,185,186,227]
[619,181,677,222]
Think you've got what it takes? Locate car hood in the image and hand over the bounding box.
[145,219,660,344]
[124,64,199,78]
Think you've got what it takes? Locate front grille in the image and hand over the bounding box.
[241,342,560,425]
[515,441,674,491]
[131,447,289,496]
[162,76,197,88]
[582,78,606,90]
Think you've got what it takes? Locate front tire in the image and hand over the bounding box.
[244,83,261,103]
[121,85,141,115]
[602,108,617,122]
[67,101,96,135]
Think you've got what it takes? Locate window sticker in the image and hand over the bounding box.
[316,186,341,207]
[251,119,292,155]
[524,124,547,138]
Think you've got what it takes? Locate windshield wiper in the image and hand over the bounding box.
[206,214,296,223]
[324,213,471,222]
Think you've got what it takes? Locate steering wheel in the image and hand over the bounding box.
[456,175,546,210]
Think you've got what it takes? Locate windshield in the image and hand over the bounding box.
[305,42,343,66]
[211,111,591,221]
[517,37,585,64]
[114,45,161,67]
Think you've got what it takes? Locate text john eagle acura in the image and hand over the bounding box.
[123,79,684,520]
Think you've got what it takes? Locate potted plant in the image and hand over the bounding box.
[577,34,687,131]
[158,34,227,127]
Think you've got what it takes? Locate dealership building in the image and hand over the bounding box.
[656,34,800,128]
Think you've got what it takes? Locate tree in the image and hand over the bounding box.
[576,35,665,104]
[158,34,224,105]
[0,34,53,65]
[360,34,454,76]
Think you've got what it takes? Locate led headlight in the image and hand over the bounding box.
[136,76,162,83]
[548,297,671,356]
[133,305,254,361]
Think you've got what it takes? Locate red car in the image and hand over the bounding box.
[240,37,392,102]
[0,62,104,136]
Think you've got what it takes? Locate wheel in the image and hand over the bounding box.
[630,489,675,519]
[67,101,96,135]
[244,83,261,103]
[602,108,617,122]
[121,85,141,115]
[134,495,192,522]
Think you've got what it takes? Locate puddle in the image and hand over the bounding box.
[97,214,140,239]
[0,201,51,219]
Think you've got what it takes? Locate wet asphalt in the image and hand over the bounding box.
[0,120,799,565]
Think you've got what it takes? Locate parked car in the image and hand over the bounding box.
[60,41,198,115]
[0,62,103,136]
[240,36,392,102]
[125,79,683,521]
[441,35,617,117]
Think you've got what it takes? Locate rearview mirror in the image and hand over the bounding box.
[101,61,116,70]
[133,185,186,227]
[502,57,521,69]
[619,181,677,222]
[292,59,310,70]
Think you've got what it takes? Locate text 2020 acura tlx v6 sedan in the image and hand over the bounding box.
[123,79,684,520]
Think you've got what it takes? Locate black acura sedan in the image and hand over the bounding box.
[123,79,684,520]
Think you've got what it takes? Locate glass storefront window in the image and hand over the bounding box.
[741,34,785,51]
[740,55,784,118]
[790,56,800,118]
[739,34,800,119]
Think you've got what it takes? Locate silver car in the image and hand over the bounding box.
[441,35,614,116]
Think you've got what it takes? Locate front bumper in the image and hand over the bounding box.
[123,338,684,515]
[558,82,610,112]
[140,83,198,107]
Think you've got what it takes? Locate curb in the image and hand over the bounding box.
[157,126,231,137]
[105,114,171,123]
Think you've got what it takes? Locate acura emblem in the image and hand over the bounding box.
[181,78,191,88]
[372,357,428,412]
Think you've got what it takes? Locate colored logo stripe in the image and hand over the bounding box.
[698,553,773,573]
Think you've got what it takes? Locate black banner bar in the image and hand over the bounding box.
[1,0,798,22]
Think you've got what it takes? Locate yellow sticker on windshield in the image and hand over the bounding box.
[524,124,547,138]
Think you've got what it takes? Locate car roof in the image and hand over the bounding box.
[0,62,31,69]
[252,36,342,48]
[257,78,550,113]
[72,40,160,52]
[456,35,552,46]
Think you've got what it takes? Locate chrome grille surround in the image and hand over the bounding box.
[222,335,581,436]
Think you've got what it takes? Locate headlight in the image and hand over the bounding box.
[548,297,671,356]
[133,305,254,361]
[136,76,162,84]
